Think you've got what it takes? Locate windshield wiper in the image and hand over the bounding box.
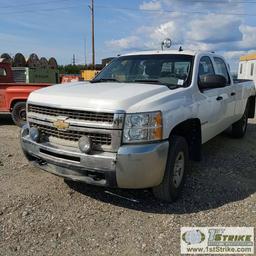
[134,79,173,87]
[134,79,161,83]
[134,79,185,89]
[90,78,120,83]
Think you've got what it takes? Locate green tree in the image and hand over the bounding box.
[58,64,103,75]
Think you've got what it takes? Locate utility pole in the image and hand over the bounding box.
[89,0,95,68]
[84,37,87,66]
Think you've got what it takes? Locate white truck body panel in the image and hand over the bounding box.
[29,51,255,144]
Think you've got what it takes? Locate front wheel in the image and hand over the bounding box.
[152,135,189,203]
[11,101,27,127]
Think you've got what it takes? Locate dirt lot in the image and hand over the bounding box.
[0,114,255,256]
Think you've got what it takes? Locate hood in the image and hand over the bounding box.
[28,81,171,112]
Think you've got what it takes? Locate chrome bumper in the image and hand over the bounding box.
[21,128,169,189]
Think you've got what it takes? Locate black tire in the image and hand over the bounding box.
[231,106,248,138]
[11,101,27,127]
[152,135,189,203]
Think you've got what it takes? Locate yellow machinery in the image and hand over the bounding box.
[81,70,99,81]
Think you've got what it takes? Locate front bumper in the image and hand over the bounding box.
[21,127,169,189]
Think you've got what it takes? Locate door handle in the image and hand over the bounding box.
[216,96,223,101]
[231,92,236,96]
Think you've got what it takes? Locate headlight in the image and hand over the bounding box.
[123,111,163,143]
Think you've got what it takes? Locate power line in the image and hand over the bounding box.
[181,0,256,3]
[95,5,256,17]
[0,2,256,17]
[0,4,84,15]
[1,0,72,9]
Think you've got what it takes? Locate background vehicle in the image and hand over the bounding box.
[60,74,82,84]
[1,52,59,84]
[80,58,115,81]
[21,50,256,202]
[0,62,51,126]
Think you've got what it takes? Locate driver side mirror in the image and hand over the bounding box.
[199,74,227,90]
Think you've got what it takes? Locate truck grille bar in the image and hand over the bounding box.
[28,104,114,124]
[30,122,112,145]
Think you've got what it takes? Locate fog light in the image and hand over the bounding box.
[29,127,40,142]
[79,136,92,154]
[21,124,29,137]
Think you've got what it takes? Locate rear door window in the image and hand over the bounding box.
[213,57,231,84]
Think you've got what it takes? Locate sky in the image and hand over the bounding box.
[1,0,256,72]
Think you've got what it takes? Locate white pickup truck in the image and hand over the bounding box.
[21,50,256,202]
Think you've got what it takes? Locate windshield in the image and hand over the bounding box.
[92,54,194,87]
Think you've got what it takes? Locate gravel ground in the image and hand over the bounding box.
[0,113,255,256]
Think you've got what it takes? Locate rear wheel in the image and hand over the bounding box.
[11,101,27,127]
[152,135,189,203]
[231,106,248,138]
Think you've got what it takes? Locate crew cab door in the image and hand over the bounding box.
[213,57,237,125]
[197,56,231,143]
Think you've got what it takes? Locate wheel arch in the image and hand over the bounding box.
[169,118,202,161]
[10,98,27,110]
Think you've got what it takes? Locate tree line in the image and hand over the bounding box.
[58,64,103,74]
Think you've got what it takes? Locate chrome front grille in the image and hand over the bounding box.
[27,104,124,152]
[30,122,112,145]
[28,104,114,124]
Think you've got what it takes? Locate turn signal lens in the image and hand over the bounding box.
[149,112,163,140]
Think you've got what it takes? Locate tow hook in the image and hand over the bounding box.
[87,171,104,181]
[36,158,47,166]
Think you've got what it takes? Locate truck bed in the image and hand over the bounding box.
[233,79,253,84]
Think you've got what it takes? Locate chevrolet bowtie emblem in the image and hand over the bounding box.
[53,118,70,130]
